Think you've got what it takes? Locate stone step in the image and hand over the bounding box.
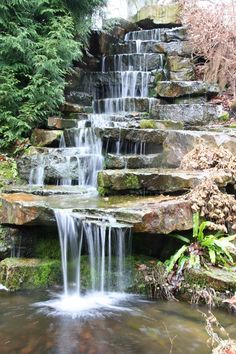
[124,27,187,43]
[61,102,93,114]
[93,97,160,114]
[103,53,165,72]
[0,192,193,234]
[97,168,233,196]
[105,153,162,169]
[48,117,79,130]
[64,90,93,106]
[151,103,220,126]
[2,185,95,196]
[114,40,192,57]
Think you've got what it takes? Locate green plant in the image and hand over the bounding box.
[0,0,105,149]
[166,213,236,273]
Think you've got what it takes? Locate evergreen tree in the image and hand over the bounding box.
[0,0,105,149]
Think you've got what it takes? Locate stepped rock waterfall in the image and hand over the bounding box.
[31,28,166,314]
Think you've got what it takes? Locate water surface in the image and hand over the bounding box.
[0,290,235,354]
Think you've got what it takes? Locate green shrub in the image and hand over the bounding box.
[0,0,105,149]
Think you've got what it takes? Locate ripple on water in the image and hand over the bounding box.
[33,291,136,319]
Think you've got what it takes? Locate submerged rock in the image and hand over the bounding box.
[0,258,61,291]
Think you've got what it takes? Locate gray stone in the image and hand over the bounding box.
[105,154,163,169]
[64,91,93,106]
[149,41,192,57]
[151,103,219,126]
[161,129,236,168]
[164,27,187,42]
[169,69,196,81]
[61,102,93,114]
[156,81,220,98]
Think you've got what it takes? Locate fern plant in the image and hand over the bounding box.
[166,213,236,273]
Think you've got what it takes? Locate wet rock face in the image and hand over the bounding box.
[0,258,61,291]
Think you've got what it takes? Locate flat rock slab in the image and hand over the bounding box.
[97,168,233,195]
[3,185,93,196]
[156,81,219,98]
[0,192,193,234]
[0,258,61,291]
[151,104,219,126]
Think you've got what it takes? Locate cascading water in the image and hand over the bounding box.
[93,28,165,115]
[29,116,104,188]
[54,209,131,296]
[37,210,133,317]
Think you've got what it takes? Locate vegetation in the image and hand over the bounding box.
[0,0,105,149]
[181,0,236,97]
[166,213,236,273]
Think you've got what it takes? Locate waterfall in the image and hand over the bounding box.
[29,117,104,188]
[55,210,132,296]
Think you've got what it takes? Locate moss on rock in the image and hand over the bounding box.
[184,267,236,292]
[0,258,61,291]
[0,158,19,189]
[140,120,157,129]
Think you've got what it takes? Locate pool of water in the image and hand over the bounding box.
[0,290,235,354]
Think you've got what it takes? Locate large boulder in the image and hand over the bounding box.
[132,4,182,28]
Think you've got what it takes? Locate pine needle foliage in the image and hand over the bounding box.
[0,0,105,149]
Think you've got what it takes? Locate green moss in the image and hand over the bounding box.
[229,123,236,128]
[125,175,140,189]
[35,238,61,260]
[140,119,157,129]
[0,159,18,189]
[0,258,62,291]
[184,267,236,292]
[97,172,109,196]
[218,111,230,122]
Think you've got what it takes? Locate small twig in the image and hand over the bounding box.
[162,322,177,354]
